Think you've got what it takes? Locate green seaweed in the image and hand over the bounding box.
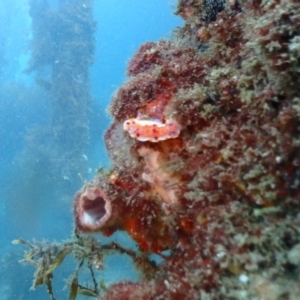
[14,234,157,299]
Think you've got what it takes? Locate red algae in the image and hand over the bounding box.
[74,0,300,299]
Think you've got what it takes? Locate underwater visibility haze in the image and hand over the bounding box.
[1,0,300,299]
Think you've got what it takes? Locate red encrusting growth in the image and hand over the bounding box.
[74,171,176,252]
[74,0,300,298]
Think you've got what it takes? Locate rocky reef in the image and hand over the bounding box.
[18,0,300,299]
[75,0,300,298]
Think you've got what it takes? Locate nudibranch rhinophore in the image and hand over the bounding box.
[123,118,181,142]
[74,187,112,232]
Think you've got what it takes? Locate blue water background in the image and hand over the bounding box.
[0,0,182,298]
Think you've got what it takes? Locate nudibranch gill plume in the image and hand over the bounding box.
[123,118,181,142]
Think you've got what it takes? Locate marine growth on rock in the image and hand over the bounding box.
[85,0,300,298]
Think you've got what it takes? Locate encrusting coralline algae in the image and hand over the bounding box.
[17,0,300,299]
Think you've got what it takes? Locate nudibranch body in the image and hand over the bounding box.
[123,118,181,142]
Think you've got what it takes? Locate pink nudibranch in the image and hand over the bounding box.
[123,118,181,142]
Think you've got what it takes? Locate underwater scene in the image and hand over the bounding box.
[1,0,300,299]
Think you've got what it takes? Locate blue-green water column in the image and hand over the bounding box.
[26,0,96,183]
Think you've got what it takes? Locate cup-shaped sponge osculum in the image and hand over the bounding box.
[74,187,112,232]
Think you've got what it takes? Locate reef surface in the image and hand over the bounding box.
[80,0,300,298]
